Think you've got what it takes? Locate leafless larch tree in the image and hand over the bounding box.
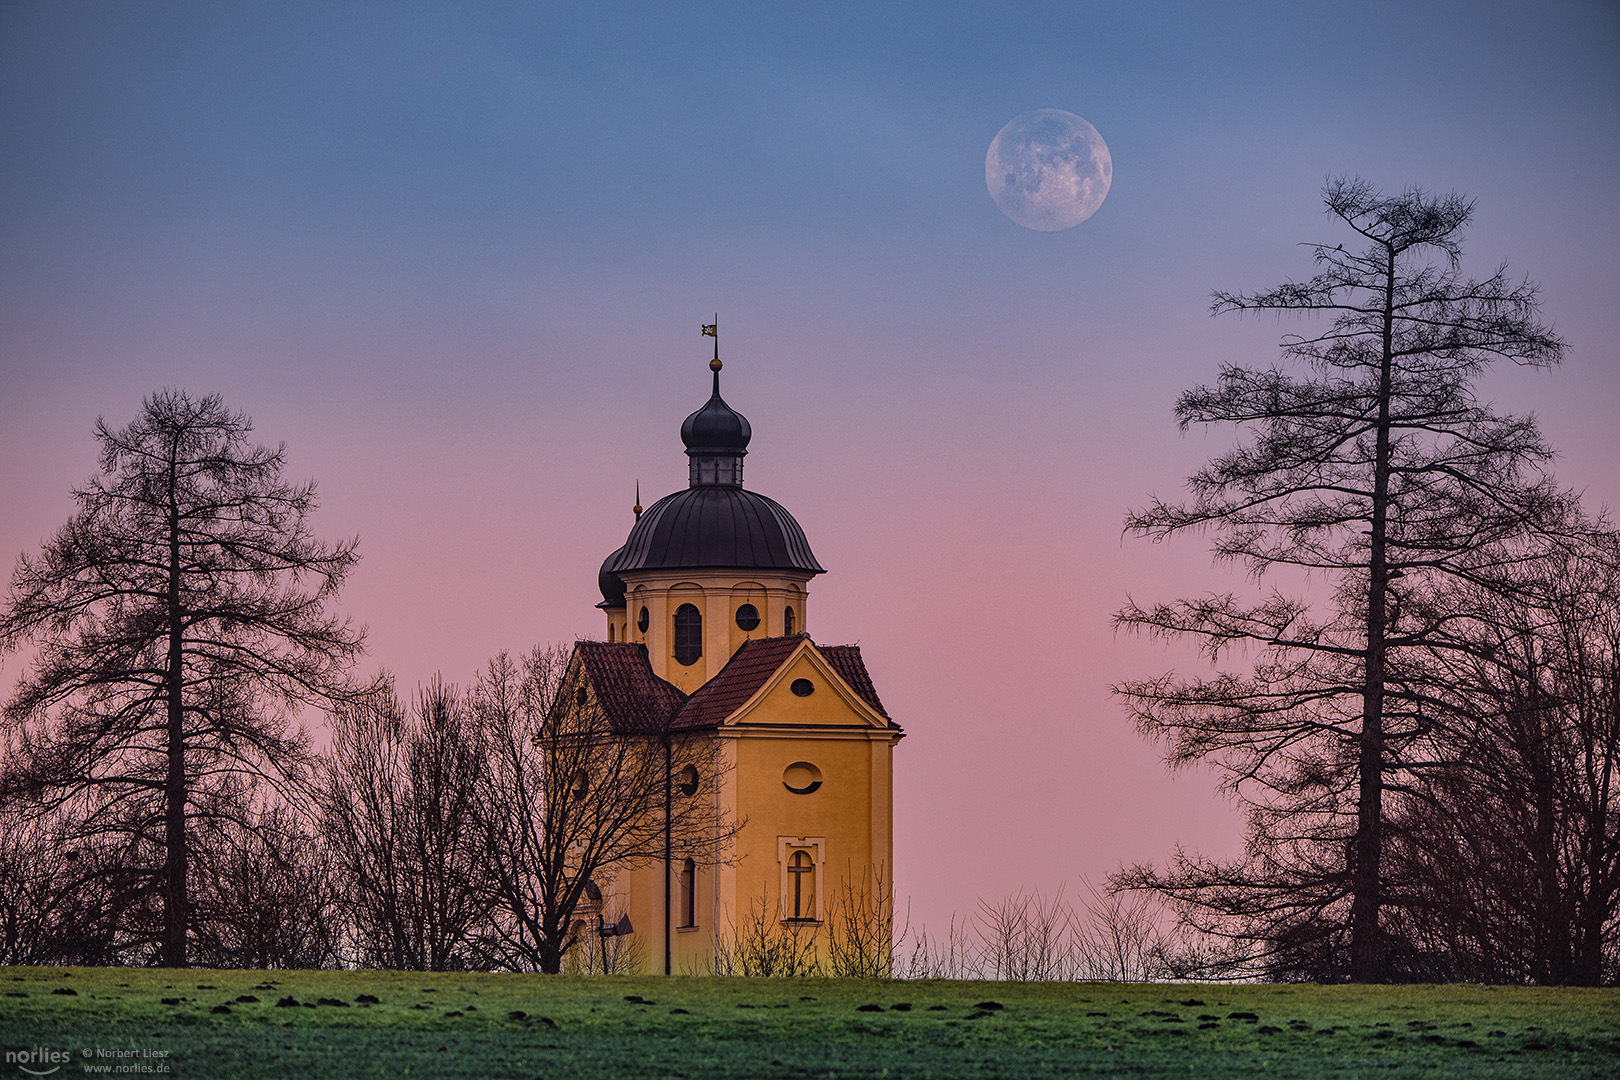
[0,389,366,967]
[1113,179,1584,981]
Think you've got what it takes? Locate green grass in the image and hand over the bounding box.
[2,967,1617,1079]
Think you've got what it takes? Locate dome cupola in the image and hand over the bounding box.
[681,338,750,486]
[602,326,823,579]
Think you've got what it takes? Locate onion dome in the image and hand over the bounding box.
[681,357,750,487]
[681,368,752,457]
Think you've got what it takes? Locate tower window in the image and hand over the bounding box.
[637,606,649,634]
[735,603,760,631]
[674,603,702,666]
[679,858,697,928]
[784,605,796,636]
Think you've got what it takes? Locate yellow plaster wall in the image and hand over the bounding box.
[617,570,814,690]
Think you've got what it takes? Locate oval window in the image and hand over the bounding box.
[637,606,649,633]
[735,603,760,631]
[676,764,699,796]
[783,761,822,795]
[790,678,814,697]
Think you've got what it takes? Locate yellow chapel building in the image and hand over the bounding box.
[563,344,903,975]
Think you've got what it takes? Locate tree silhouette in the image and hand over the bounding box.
[471,645,733,974]
[321,678,495,971]
[0,390,365,967]
[1114,179,1575,981]
[1385,533,1620,984]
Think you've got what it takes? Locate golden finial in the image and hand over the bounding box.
[633,480,642,519]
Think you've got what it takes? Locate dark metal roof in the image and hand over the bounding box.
[597,545,628,607]
[604,485,825,576]
[680,372,751,456]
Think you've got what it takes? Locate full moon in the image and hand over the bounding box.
[986,109,1112,231]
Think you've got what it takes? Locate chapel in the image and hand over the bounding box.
[563,332,903,975]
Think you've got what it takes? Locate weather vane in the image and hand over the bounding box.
[702,317,719,371]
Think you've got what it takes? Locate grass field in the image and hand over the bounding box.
[2,967,1617,1079]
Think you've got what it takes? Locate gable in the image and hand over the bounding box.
[726,649,888,729]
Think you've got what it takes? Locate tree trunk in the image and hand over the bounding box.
[539,936,564,974]
[1349,251,1399,983]
[162,463,188,968]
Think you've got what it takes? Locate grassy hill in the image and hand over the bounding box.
[2,966,1617,1078]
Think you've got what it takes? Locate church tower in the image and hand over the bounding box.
[596,348,822,693]
[571,330,903,975]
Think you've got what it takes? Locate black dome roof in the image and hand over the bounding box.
[598,544,628,606]
[604,486,824,576]
[680,375,751,456]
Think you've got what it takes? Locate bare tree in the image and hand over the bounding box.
[1385,532,1620,984]
[716,887,823,977]
[472,643,731,974]
[321,678,495,971]
[825,862,900,978]
[1115,180,1573,981]
[189,802,342,970]
[0,389,365,967]
[0,809,85,965]
[976,885,1076,982]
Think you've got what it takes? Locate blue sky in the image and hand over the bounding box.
[3,1,1617,935]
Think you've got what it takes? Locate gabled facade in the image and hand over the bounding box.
[572,338,903,974]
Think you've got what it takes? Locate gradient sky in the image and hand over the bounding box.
[3,1,1617,937]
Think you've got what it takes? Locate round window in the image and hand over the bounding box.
[676,764,699,796]
[637,606,649,633]
[735,603,760,631]
[782,761,823,795]
[790,678,814,697]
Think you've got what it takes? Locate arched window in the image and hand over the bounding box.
[787,850,815,920]
[674,603,702,666]
[608,623,615,642]
[783,605,796,636]
[679,858,696,928]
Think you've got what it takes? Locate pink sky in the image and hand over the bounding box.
[3,3,1617,937]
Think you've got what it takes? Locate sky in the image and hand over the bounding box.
[3,1,1618,938]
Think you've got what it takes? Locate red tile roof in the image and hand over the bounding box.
[819,644,892,721]
[672,635,896,730]
[572,642,687,735]
[572,636,899,735]
[671,635,805,730]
